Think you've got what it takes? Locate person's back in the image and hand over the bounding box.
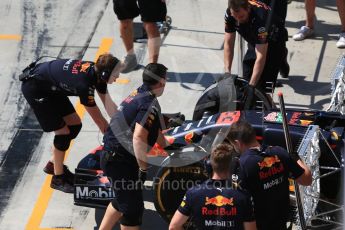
[227,120,312,230]
[169,144,257,230]
[239,146,295,229]
[178,179,255,230]
[31,59,107,106]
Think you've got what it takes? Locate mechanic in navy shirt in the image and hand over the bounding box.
[227,120,312,230]
[21,53,123,193]
[169,144,257,230]
[224,0,288,103]
[246,0,290,79]
[99,63,168,230]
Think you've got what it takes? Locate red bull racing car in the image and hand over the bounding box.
[74,109,344,229]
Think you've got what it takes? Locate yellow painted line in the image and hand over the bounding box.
[40,228,73,230]
[0,34,22,40]
[115,78,130,84]
[25,38,113,230]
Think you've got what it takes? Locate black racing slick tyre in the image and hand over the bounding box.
[153,161,208,224]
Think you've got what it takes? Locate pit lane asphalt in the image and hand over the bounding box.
[0,0,344,229]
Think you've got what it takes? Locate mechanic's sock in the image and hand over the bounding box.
[43,161,55,175]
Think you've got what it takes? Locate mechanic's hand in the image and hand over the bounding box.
[168,114,185,128]
[138,168,147,184]
[243,85,255,110]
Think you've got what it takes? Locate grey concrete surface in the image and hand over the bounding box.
[0,0,344,229]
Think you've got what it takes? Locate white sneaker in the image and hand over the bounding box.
[336,32,345,49]
[292,26,314,41]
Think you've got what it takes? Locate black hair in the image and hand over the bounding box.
[142,63,168,85]
[227,120,256,145]
[228,0,249,12]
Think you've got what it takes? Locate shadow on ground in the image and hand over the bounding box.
[167,72,220,90]
[280,75,331,109]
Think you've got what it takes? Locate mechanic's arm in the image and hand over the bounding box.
[97,91,118,118]
[133,123,149,171]
[249,43,268,86]
[84,105,109,134]
[169,210,189,230]
[295,160,312,186]
[224,32,236,73]
[244,221,257,230]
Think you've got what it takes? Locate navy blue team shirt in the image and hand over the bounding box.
[178,179,255,230]
[238,146,305,229]
[103,84,163,157]
[31,59,107,107]
[224,0,287,46]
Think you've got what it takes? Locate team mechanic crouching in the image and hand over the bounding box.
[99,63,169,230]
[169,144,257,230]
[21,54,123,193]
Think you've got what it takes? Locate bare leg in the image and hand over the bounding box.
[336,0,345,31]
[99,203,123,230]
[120,19,135,55]
[121,225,140,230]
[305,0,316,29]
[144,22,161,63]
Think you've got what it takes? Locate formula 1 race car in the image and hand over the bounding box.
[73,108,344,229]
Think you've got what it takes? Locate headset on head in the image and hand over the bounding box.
[99,57,120,82]
[100,68,112,82]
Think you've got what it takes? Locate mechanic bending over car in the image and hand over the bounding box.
[227,120,312,230]
[224,0,288,105]
[99,63,169,230]
[21,53,123,193]
[169,143,257,230]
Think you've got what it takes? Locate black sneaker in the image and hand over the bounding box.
[43,161,75,184]
[63,166,75,185]
[50,174,74,193]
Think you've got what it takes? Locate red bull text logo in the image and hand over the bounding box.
[202,207,237,216]
[203,195,236,216]
[71,60,82,74]
[259,162,284,180]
